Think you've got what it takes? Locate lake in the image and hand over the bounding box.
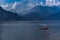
[0,21,60,40]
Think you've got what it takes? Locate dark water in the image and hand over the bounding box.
[0,21,60,40]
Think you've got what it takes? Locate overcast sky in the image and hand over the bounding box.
[0,0,60,6]
[0,0,60,4]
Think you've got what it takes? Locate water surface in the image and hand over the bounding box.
[0,21,60,40]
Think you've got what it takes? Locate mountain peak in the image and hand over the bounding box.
[0,6,3,10]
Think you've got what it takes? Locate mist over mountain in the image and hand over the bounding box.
[1,0,60,15]
[11,1,35,15]
[1,1,35,15]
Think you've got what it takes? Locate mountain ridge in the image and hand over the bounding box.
[22,5,60,20]
[0,6,22,21]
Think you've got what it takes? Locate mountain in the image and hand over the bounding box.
[44,12,60,20]
[1,1,35,15]
[22,5,60,20]
[1,0,60,15]
[29,5,60,15]
[0,6,21,21]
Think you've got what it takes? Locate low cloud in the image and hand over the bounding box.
[46,0,60,6]
[12,2,17,9]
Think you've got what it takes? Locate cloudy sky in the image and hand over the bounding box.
[1,0,60,10]
[0,0,60,5]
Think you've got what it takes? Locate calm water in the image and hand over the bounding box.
[0,21,60,40]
